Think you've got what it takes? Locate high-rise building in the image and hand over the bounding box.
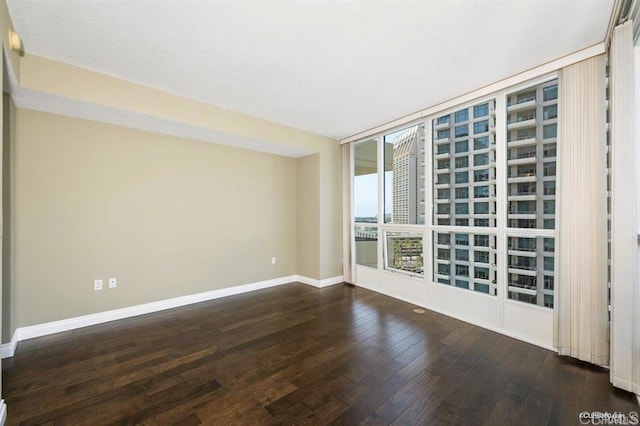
[432,100,498,296]
[429,82,558,307]
[505,79,558,308]
[391,125,425,224]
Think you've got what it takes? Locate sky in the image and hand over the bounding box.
[354,171,393,218]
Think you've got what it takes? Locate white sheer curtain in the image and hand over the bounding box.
[554,54,609,365]
[610,20,640,395]
[341,143,353,284]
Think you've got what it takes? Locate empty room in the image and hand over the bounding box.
[0,0,639,424]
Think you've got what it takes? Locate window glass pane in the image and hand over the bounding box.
[433,231,497,296]
[455,187,469,199]
[437,204,450,214]
[543,104,557,120]
[385,232,423,275]
[455,203,469,214]
[355,226,377,268]
[544,181,556,195]
[455,125,469,138]
[455,172,469,184]
[517,91,536,104]
[474,153,489,166]
[437,143,450,154]
[473,103,489,118]
[437,129,450,139]
[384,124,425,224]
[543,124,557,139]
[455,140,469,153]
[432,99,496,229]
[436,115,451,125]
[506,79,558,231]
[507,236,555,308]
[474,234,489,247]
[474,202,489,214]
[437,188,450,199]
[354,139,378,223]
[475,251,489,263]
[436,174,450,185]
[473,120,489,134]
[474,169,489,182]
[437,159,450,170]
[543,161,556,177]
[455,157,469,168]
[474,136,489,150]
[455,249,469,261]
[474,218,490,227]
[455,109,468,123]
[543,143,557,158]
[543,84,558,101]
[474,186,490,198]
[455,280,469,289]
[515,110,535,123]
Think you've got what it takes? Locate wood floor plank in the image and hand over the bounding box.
[3,283,637,425]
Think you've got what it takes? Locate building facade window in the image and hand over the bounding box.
[455,140,469,153]
[474,136,489,149]
[455,109,468,123]
[474,103,489,118]
[437,129,450,140]
[473,120,490,134]
[455,125,469,138]
[543,123,557,139]
[455,172,469,184]
[543,104,558,120]
[543,84,558,101]
[436,115,450,125]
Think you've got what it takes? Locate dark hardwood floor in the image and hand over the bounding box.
[3,283,638,425]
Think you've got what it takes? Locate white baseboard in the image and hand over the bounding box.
[294,275,343,288]
[0,337,17,359]
[611,376,640,397]
[0,399,6,426]
[1,274,343,359]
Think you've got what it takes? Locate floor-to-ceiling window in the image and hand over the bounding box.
[349,76,559,348]
[354,138,379,269]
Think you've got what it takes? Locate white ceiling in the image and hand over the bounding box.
[7,0,614,140]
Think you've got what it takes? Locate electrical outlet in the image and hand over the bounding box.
[108,277,117,288]
[94,279,103,291]
[271,257,277,265]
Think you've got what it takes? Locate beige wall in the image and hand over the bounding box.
[11,109,299,329]
[296,154,320,279]
[16,54,343,282]
[319,150,343,279]
[3,48,343,340]
[2,94,15,341]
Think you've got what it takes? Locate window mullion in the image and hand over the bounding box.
[495,92,508,306]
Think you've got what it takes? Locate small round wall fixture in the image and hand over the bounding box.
[8,30,24,56]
